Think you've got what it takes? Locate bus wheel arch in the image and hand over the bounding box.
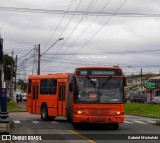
[41,103,48,121]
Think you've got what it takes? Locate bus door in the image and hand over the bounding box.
[32,84,39,114]
[58,82,66,116]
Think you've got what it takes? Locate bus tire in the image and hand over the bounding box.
[41,105,48,121]
[112,123,119,129]
[67,117,71,122]
[73,123,80,129]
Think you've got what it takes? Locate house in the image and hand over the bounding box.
[146,75,160,102]
[125,74,156,99]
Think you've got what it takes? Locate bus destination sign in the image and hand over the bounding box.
[91,71,114,75]
[76,68,122,76]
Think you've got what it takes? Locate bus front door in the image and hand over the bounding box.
[32,85,39,114]
[58,82,66,116]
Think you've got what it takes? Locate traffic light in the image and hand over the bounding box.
[0,38,3,65]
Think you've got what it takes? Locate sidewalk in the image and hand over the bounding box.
[15,103,26,112]
[9,103,40,119]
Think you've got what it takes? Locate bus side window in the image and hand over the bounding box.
[49,79,57,95]
[40,79,49,94]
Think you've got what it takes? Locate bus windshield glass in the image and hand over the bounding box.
[74,77,123,103]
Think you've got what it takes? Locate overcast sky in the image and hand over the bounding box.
[0,0,160,79]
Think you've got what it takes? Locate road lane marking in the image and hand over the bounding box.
[124,121,133,124]
[70,130,96,143]
[133,121,148,124]
[147,120,156,124]
[13,120,21,124]
[32,121,40,123]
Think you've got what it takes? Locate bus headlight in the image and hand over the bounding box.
[112,111,121,115]
[117,111,120,115]
[77,110,82,114]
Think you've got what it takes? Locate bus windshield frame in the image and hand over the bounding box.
[74,76,124,104]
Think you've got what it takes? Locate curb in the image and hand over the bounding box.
[125,114,160,119]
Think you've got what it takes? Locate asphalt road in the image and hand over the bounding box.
[7,113,160,143]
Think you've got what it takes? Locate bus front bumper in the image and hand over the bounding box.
[73,115,124,123]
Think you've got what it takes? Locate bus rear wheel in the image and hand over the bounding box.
[41,105,48,121]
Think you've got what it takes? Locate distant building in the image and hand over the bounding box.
[126,74,155,92]
[145,75,160,102]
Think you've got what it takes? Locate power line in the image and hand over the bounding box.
[18,48,34,59]
[53,0,98,57]
[41,0,83,55]
[54,0,128,67]
[42,0,74,50]
[54,0,111,57]
[1,6,160,17]
[56,0,83,40]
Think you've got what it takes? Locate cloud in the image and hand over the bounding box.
[0,0,160,76]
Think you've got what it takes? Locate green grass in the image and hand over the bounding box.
[155,122,160,126]
[125,103,160,118]
[7,102,22,112]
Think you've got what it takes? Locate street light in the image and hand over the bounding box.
[37,38,64,75]
[41,38,64,57]
[128,66,143,92]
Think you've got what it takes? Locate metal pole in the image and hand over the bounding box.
[14,55,17,91]
[141,68,142,92]
[37,44,40,75]
[11,50,14,101]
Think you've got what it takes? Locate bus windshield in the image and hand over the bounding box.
[74,77,123,103]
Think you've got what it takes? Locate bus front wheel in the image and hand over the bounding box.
[41,105,48,121]
[112,123,119,129]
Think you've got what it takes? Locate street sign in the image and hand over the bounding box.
[146,81,156,89]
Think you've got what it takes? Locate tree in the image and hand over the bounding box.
[3,54,15,81]
[0,38,3,67]
[18,79,27,92]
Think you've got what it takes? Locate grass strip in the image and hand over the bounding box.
[125,103,160,118]
[7,102,22,112]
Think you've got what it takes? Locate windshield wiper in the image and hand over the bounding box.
[102,76,112,87]
[86,75,96,87]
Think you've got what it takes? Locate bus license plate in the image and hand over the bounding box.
[93,117,106,122]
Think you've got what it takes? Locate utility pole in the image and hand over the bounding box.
[141,68,142,92]
[14,55,17,91]
[37,44,40,75]
[32,45,38,75]
[10,50,14,101]
[0,36,3,107]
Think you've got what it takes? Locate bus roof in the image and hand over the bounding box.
[75,66,122,70]
[28,73,71,80]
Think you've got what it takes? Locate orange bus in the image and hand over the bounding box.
[27,73,73,119]
[27,66,126,129]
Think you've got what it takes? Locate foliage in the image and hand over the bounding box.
[7,102,21,112]
[18,79,27,92]
[3,54,15,81]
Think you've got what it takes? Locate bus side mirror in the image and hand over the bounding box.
[69,82,73,92]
